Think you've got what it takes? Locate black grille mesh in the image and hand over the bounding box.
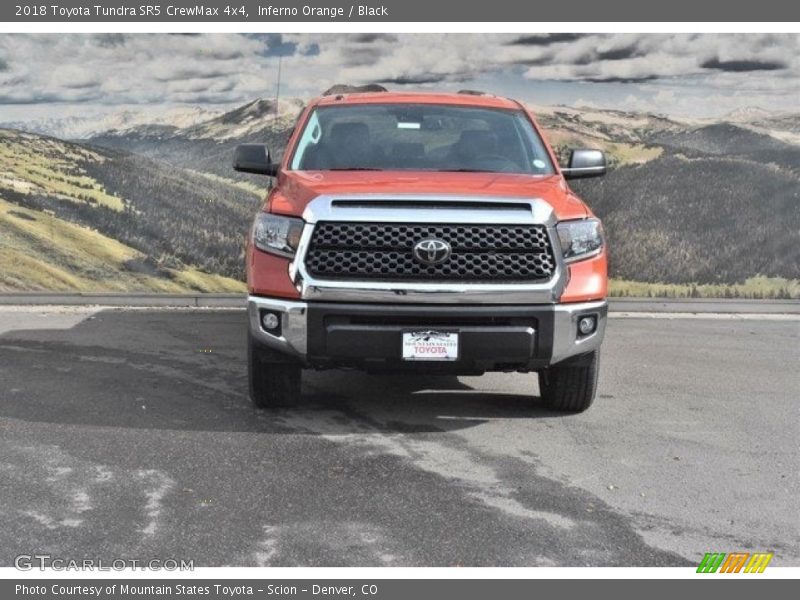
[305,222,555,281]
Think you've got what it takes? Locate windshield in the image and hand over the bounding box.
[289,103,555,175]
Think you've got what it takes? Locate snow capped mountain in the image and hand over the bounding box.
[0,105,226,139]
[723,106,777,123]
[179,98,305,140]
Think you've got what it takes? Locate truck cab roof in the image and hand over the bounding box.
[312,91,523,111]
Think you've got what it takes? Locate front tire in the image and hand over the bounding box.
[538,350,600,412]
[247,333,301,408]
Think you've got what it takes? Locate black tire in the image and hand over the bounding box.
[247,333,302,408]
[538,350,600,412]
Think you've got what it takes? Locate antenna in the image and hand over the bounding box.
[274,54,283,120]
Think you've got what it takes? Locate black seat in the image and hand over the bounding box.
[449,129,498,163]
[298,122,373,170]
[327,122,374,168]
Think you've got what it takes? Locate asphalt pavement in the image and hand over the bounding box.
[0,307,797,567]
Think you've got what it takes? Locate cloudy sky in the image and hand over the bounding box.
[0,33,798,121]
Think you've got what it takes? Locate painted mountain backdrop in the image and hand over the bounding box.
[1,98,798,297]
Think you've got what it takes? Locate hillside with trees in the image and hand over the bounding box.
[0,129,255,291]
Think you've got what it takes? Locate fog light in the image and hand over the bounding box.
[578,316,596,336]
[261,312,280,331]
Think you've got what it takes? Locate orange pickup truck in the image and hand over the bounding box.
[235,90,608,412]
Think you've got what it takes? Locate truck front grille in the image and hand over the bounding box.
[305,222,556,282]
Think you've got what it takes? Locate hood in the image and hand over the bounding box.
[268,170,590,221]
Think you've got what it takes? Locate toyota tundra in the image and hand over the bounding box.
[235,90,608,412]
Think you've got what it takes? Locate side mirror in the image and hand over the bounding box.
[561,149,606,179]
[233,144,278,176]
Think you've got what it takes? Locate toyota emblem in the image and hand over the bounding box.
[412,238,452,265]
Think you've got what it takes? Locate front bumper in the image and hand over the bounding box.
[248,296,607,373]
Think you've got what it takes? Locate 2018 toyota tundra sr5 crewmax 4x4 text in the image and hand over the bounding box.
[235,89,609,412]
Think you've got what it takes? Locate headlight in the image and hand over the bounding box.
[252,213,304,257]
[556,218,604,263]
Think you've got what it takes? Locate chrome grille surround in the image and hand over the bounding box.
[287,194,568,304]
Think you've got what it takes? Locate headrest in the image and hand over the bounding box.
[329,122,369,142]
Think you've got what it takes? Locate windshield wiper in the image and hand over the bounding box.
[328,167,383,171]
[326,167,499,173]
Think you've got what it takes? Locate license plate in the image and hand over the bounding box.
[402,331,459,361]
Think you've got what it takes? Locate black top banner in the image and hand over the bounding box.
[3,0,800,22]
